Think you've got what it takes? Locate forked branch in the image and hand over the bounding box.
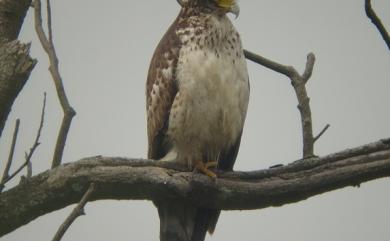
[0,93,46,189]
[244,50,329,158]
[33,0,76,168]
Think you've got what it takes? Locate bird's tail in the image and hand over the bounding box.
[192,208,221,241]
[156,201,220,241]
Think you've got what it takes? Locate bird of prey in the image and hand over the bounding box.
[146,0,249,240]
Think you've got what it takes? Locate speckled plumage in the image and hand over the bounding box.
[146,2,249,167]
[146,0,249,240]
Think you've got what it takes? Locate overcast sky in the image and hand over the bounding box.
[1,0,390,241]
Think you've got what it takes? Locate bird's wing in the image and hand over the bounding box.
[146,17,181,160]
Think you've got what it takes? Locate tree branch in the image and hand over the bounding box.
[0,119,20,192]
[1,138,389,237]
[24,92,46,178]
[33,0,76,168]
[365,0,390,50]
[0,93,46,188]
[0,0,35,138]
[0,0,32,45]
[0,42,36,138]
[244,50,319,158]
[314,124,330,143]
[52,183,96,241]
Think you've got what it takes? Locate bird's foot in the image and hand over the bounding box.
[194,160,217,178]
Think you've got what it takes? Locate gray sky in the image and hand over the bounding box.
[1,0,390,241]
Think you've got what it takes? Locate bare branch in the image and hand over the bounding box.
[314,124,331,143]
[244,49,292,76]
[52,183,96,241]
[365,0,390,50]
[0,93,46,186]
[244,50,317,158]
[302,53,315,83]
[33,0,76,168]
[1,138,389,236]
[26,152,32,178]
[0,119,20,192]
[24,92,46,178]
[3,119,20,177]
[46,0,53,44]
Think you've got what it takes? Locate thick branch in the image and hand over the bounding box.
[365,0,390,50]
[0,0,32,45]
[1,138,389,236]
[0,0,34,138]
[0,41,36,138]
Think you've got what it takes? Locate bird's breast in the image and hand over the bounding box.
[167,40,249,160]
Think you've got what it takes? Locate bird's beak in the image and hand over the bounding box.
[218,0,240,18]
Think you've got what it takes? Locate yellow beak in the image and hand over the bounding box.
[218,0,240,18]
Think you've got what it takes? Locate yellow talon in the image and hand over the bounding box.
[194,160,217,178]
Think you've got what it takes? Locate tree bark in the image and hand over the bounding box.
[1,138,389,237]
[0,0,35,137]
[0,0,31,45]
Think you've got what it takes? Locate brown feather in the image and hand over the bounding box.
[146,15,181,159]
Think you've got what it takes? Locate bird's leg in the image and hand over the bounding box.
[193,159,217,178]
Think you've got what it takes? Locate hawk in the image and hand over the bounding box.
[146,0,249,240]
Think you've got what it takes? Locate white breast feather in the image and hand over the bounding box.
[165,14,250,164]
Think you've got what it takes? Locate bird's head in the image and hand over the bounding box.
[181,0,240,18]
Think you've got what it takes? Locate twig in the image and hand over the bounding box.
[0,93,46,186]
[52,183,96,241]
[365,0,390,50]
[33,0,76,169]
[26,153,32,178]
[244,50,318,158]
[46,0,53,44]
[314,124,330,143]
[24,92,46,178]
[0,119,20,192]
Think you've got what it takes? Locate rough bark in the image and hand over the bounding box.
[0,0,31,45]
[0,0,35,137]
[0,138,389,237]
[0,41,35,137]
